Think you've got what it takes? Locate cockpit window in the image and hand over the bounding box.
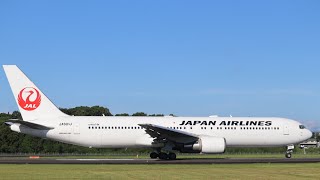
[299,125,306,129]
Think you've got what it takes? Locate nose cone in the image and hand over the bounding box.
[306,129,313,139]
[308,130,313,139]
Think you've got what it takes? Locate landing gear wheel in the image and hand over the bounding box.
[168,153,177,160]
[159,152,168,160]
[285,153,292,158]
[150,152,158,159]
[285,145,294,159]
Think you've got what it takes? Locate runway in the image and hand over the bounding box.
[0,158,320,164]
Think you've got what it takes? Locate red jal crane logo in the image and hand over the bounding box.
[18,87,41,111]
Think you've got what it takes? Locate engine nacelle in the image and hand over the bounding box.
[184,136,226,154]
[9,123,47,138]
[10,124,21,133]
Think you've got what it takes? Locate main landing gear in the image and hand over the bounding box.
[285,145,294,158]
[150,152,177,160]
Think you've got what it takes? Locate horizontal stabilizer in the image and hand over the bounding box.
[5,119,54,130]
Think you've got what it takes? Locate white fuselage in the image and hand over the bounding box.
[3,65,314,156]
[13,116,312,149]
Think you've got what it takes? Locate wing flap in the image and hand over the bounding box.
[139,124,198,144]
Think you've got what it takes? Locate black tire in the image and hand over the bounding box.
[285,153,292,158]
[168,153,177,160]
[159,153,168,160]
[150,152,158,159]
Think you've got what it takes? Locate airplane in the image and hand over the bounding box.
[2,65,313,160]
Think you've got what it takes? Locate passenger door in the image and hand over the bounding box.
[283,124,289,135]
[73,123,80,135]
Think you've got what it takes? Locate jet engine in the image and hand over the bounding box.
[181,136,226,154]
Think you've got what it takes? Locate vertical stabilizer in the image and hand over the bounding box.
[3,65,68,121]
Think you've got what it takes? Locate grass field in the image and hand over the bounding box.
[34,153,320,159]
[1,153,319,161]
[0,163,320,179]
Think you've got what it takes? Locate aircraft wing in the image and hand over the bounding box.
[5,119,54,130]
[139,124,198,144]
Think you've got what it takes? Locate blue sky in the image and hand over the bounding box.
[1,1,320,130]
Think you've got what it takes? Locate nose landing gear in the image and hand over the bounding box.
[285,145,294,158]
[285,152,292,158]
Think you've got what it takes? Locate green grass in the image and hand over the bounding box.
[1,152,319,161]
[30,153,319,159]
[0,164,320,179]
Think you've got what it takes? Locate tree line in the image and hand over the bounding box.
[0,106,319,154]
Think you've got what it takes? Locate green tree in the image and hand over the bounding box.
[11,111,22,119]
[132,112,147,116]
[0,112,12,122]
[115,113,130,116]
[60,106,112,116]
[149,114,164,116]
[315,132,320,142]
